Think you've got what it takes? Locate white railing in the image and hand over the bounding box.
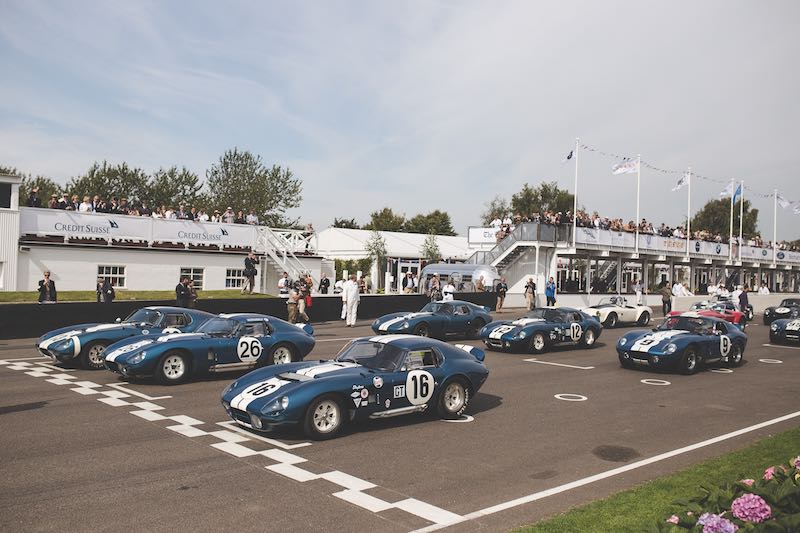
[255,227,316,280]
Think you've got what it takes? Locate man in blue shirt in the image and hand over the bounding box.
[545,277,557,306]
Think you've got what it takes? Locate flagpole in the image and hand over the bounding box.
[738,180,744,262]
[572,137,579,249]
[773,189,777,266]
[728,179,734,262]
[686,167,691,257]
[635,154,641,255]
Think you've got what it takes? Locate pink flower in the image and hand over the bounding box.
[790,455,800,468]
[739,478,754,486]
[731,493,771,523]
[763,466,776,480]
[666,515,679,524]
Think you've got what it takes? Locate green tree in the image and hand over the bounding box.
[205,148,302,227]
[420,233,441,262]
[363,207,406,232]
[480,195,509,225]
[66,161,150,204]
[691,198,759,239]
[364,230,388,289]
[404,210,456,235]
[18,174,62,207]
[147,166,205,208]
[332,217,360,229]
[510,181,574,216]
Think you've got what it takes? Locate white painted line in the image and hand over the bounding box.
[168,415,204,426]
[394,498,463,525]
[440,415,475,423]
[211,441,260,458]
[0,356,50,362]
[710,368,733,374]
[97,397,132,407]
[37,362,75,372]
[523,358,595,370]
[260,449,307,465]
[108,382,172,400]
[409,409,800,532]
[206,430,250,444]
[266,462,320,482]
[216,421,312,450]
[333,489,393,512]
[640,379,671,386]
[759,358,783,364]
[315,337,359,343]
[131,401,165,411]
[130,409,167,421]
[166,425,208,438]
[554,393,588,402]
[762,343,800,350]
[320,470,376,491]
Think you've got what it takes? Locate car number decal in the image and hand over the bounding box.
[786,319,800,331]
[776,307,790,313]
[230,377,290,411]
[719,335,731,356]
[489,325,515,339]
[406,370,434,405]
[630,330,686,352]
[569,323,582,341]
[237,336,262,362]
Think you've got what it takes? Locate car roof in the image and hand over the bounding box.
[365,334,443,350]
[145,306,213,316]
[675,312,727,323]
[218,313,273,322]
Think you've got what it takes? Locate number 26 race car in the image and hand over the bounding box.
[616,314,747,374]
[479,307,602,353]
[221,334,489,439]
[104,313,315,384]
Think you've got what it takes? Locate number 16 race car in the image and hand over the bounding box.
[616,314,747,374]
[221,334,489,439]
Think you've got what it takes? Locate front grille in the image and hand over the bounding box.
[231,408,250,425]
[105,361,119,372]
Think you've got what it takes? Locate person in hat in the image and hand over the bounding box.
[223,207,235,224]
[27,187,41,208]
[47,194,58,209]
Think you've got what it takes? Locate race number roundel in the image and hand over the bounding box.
[570,323,582,341]
[237,336,263,362]
[719,335,731,356]
[406,369,434,406]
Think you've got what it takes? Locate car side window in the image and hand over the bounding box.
[714,322,728,334]
[244,322,267,337]
[571,312,583,322]
[163,314,188,327]
[544,309,561,322]
[454,305,469,316]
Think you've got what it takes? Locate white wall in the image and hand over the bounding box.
[673,294,797,313]
[501,292,664,310]
[18,245,257,292]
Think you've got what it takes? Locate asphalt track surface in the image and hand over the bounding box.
[2,311,799,532]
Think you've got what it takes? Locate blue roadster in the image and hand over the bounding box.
[769,317,800,344]
[104,313,315,384]
[36,306,214,370]
[479,307,603,353]
[371,300,492,339]
[617,313,748,374]
[221,334,489,439]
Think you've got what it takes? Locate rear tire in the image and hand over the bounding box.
[637,311,650,326]
[530,332,547,354]
[581,328,597,348]
[679,347,700,375]
[80,341,108,370]
[303,394,344,440]
[437,379,470,419]
[467,319,485,340]
[604,313,618,328]
[155,351,190,385]
[727,343,743,367]
[269,343,295,366]
[413,323,431,338]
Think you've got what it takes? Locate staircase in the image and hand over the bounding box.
[466,223,563,270]
[255,227,317,282]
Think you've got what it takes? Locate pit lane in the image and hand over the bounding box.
[1,316,798,532]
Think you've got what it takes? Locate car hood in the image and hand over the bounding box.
[623,330,690,352]
[38,322,151,344]
[104,332,208,362]
[375,312,435,329]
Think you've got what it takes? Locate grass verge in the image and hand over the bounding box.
[519,424,800,533]
[0,290,274,303]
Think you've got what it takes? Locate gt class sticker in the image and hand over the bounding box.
[237,336,262,362]
[406,369,434,405]
[393,385,405,399]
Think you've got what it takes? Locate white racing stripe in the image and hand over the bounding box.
[511,318,544,326]
[378,313,428,331]
[156,332,204,343]
[294,362,359,378]
[39,330,82,350]
[368,334,418,344]
[230,377,291,411]
[488,325,515,339]
[630,330,686,352]
[84,323,124,333]
[106,340,154,362]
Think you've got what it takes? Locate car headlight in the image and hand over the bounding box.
[263,396,289,413]
[222,381,238,397]
[401,322,410,329]
[618,337,627,346]
[53,338,74,352]
[249,414,263,429]
[516,330,527,339]
[770,323,779,331]
[664,344,677,354]
[128,351,147,364]
[372,319,379,327]
[765,309,771,315]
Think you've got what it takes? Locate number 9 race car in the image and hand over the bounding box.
[36,306,214,369]
[479,307,602,353]
[221,334,489,439]
[616,313,747,374]
[580,296,652,328]
[104,313,315,384]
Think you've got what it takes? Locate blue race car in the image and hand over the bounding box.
[763,298,800,325]
[371,300,492,339]
[104,313,315,385]
[479,307,602,353]
[769,317,800,344]
[617,313,748,374]
[221,334,489,440]
[36,306,214,370]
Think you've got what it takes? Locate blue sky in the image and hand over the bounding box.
[2,0,799,239]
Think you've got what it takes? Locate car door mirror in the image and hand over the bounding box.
[115,317,121,323]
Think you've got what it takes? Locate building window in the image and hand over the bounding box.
[226,268,245,289]
[180,267,204,289]
[98,265,126,288]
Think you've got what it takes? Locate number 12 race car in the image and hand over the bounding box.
[221,335,489,439]
[617,314,747,374]
[104,313,315,384]
[479,307,602,353]
[769,318,800,344]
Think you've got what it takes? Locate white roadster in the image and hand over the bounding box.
[580,296,652,328]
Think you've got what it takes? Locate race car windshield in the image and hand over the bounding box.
[597,297,624,307]
[124,309,162,326]
[335,341,405,371]
[421,302,447,314]
[196,318,237,336]
[523,308,547,319]
[780,299,800,306]
[691,301,711,310]
[658,316,713,334]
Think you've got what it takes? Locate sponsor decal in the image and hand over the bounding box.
[393,385,405,399]
[53,222,112,235]
[715,243,722,254]
[778,251,785,260]
[384,399,391,408]
[360,388,369,399]
[372,376,383,389]
[353,398,362,408]
[695,241,701,252]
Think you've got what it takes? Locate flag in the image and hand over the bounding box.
[719,181,734,198]
[732,183,742,204]
[611,159,639,175]
[671,172,689,192]
[777,193,791,209]
[561,150,573,163]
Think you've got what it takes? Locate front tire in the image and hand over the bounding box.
[437,379,470,419]
[581,328,597,348]
[303,394,344,440]
[80,341,108,370]
[604,313,618,328]
[679,347,700,375]
[637,311,650,326]
[269,343,295,365]
[727,343,743,367]
[530,332,547,354]
[413,323,431,338]
[156,351,190,385]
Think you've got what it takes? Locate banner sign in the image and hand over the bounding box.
[468,227,500,245]
[20,208,256,248]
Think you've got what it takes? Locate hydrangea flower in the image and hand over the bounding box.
[763,466,776,480]
[739,478,754,486]
[731,493,771,523]
[791,455,800,468]
[666,515,679,524]
[697,512,738,533]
